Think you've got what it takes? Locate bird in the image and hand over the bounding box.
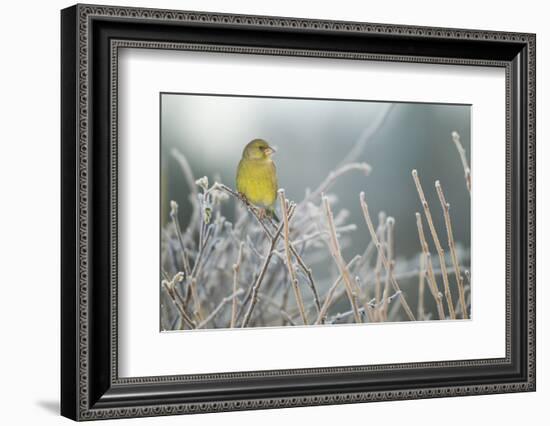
[236,138,279,221]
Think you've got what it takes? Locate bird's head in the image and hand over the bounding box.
[242,139,276,160]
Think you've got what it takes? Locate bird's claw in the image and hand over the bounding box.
[238,192,249,204]
[258,208,266,220]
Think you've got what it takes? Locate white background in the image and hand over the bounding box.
[119,50,505,376]
[0,0,547,425]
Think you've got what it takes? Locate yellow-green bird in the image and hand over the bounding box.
[236,139,279,221]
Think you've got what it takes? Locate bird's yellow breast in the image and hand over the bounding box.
[236,158,278,208]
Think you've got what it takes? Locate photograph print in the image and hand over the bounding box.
[160,93,471,331]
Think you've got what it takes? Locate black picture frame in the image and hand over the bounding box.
[61,4,536,421]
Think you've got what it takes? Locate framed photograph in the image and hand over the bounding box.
[61,4,536,420]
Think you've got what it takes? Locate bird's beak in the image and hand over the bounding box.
[265,146,276,156]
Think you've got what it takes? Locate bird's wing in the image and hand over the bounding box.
[236,158,279,207]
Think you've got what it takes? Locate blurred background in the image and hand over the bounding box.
[161,93,470,263]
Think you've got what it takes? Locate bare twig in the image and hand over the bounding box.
[197,288,244,329]
[327,290,402,325]
[259,293,297,326]
[162,273,196,329]
[190,203,214,280]
[328,307,367,324]
[322,195,363,323]
[315,255,362,325]
[209,182,273,238]
[415,213,446,320]
[230,242,244,328]
[169,201,191,277]
[435,181,468,319]
[359,192,416,321]
[267,216,322,314]
[279,190,308,325]
[465,270,471,285]
[241,205,296,327]
[339,103,395,165]
[277,225,356,250]
[451,131,471,194]
[290,250,322,314]
[374,211,386,306]
[189,278,203,321]
[455,284,471,317]
[355,275,376,322]
[301,163,371,205]
[353,239,377,280]
[360,263,460,288]
[417,252,426,320]
[280,275,292,325]
[387,291,403,322]
[412,170,456,320]
[381,216,395,321]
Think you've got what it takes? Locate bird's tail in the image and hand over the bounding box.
[267,207,280,222]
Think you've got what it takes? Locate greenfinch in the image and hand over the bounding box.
[236,139,279,220]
